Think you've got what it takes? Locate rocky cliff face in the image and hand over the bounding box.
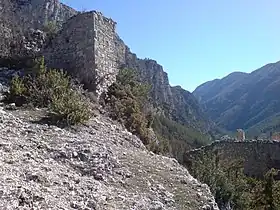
[0,0,77,58]
[14,0,77,29]
[124,51,211,130]
[0,0,22,57]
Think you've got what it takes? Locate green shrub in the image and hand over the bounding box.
[26,61,71,107]
[49,88,90,125]
[6,56,91,125]
[43,21,58,37]
[105,68,152,145]
[105,68,209,156]
[7,75,27,105]
[188,152,280,209]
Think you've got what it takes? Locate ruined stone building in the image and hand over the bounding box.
[43,11,126,96]
[271,132,280,141]
[236,129,245,141]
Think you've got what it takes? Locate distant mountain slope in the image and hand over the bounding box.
[193,61,280,135]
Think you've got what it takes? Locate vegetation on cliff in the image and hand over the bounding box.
[104,68,153,145]
[152,115,211,162]
[186,152,280,209]
[104,68,211,158]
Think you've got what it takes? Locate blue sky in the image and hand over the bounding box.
[61,0,280,92]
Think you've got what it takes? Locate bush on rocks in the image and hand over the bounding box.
[8,75,27,106]
[6,56,91,125]
[49,87,91,125]
[104,68,153,145]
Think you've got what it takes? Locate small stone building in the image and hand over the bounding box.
[43,11,126,96]
[236,129,245,141]
[271,132,280,141]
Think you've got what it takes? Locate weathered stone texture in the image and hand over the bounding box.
[44,12,96,90]
[44,11,123,95]
[137,59,173,106]
[185,140,280,179]
[236,129,245,141]
[15,0,77,29]
[0,0,77,58]
[124,55,172,104]
[0,0,22,57]
[93,12,123,95]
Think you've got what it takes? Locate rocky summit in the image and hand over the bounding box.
[0,105,217,209]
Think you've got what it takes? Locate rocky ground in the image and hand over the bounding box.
[0,107,219,210]
[0,69,218,209]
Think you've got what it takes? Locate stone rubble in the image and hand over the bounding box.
[0,104,219,209]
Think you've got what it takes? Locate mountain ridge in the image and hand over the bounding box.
[193,59,280,135]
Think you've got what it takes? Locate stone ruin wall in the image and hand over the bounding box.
[185,140,280,179]
[44,11,126,96]
[43,9,177,100]
[44,12,96,90]
[93,11,125,96]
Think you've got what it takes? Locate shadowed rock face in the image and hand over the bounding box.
[185,140,280,179]
[0,0,22,57]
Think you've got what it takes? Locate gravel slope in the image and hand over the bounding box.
[0,106,218,210]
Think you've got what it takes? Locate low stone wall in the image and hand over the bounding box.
[184,140,280,179]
